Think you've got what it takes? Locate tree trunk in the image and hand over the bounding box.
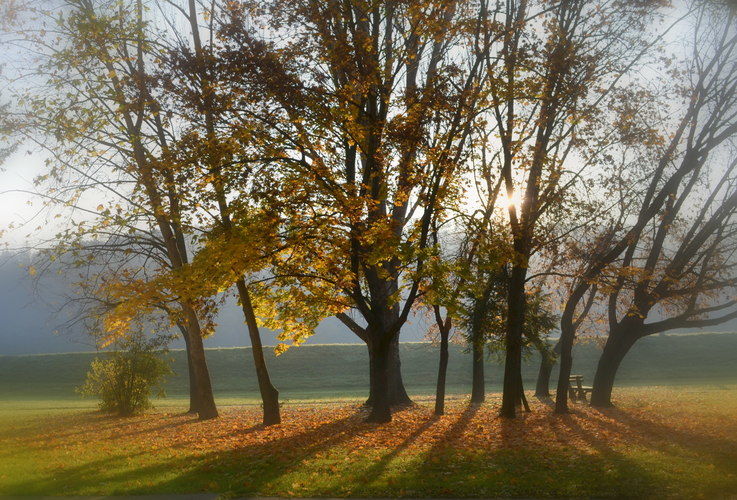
[470,330,485,404]
[365,336,412,408]
[366,337,392,423]
[500,264,526,418]
[388,334,412,407]
[236,279,280,425]
[554,316,576,414]
[535,339,560,398]
[177,323,198,414]
[591,328,638,407]
[182,303,218,420]
[434,322,450,416]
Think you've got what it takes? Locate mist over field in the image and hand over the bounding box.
[0,252,429,355]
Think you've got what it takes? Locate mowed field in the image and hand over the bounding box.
[1,333,736,498]
[1,332,736,406]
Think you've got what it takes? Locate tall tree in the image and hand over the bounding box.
[3,0,219,419]
[555,1,737,412]
[215,0,491,422]
[478,0,666,417]
[157,0,283,426]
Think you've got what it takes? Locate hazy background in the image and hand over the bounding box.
[0,251,430,355]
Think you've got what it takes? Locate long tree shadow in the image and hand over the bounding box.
[351,413,440,488]
[3,406,365,496]
[589,405,737,473]
[407,403,481,494]
[549,409,674,497]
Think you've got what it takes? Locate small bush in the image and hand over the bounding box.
[78,335,172,416]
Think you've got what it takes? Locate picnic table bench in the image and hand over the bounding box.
[568,375,593,402]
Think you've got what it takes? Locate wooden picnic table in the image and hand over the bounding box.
[568,374,593,402]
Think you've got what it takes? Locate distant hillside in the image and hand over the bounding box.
[1,333,735,405]
[0,251,427,355]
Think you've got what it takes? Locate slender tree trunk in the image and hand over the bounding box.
[591,328,638,408]
[434,322,450,416]
[176,323,198,414]
[235,279,280,425]
[501,264,526,418]
[366,336,392,423]
[535,339,560,398]
[520,384,530,411]
[554,317,576,414]
[182,303,218,420]
[470,330,485,404]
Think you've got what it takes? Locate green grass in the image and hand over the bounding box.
[2,333,736,407]
[1,335,737,498]
[0,387,735,498]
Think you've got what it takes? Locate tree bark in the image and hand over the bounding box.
[535,339,560,398]
[182,303,218,420]
[554,316,576,414]
[365,335,412,408]
[366,337,392,423]
[434,320,450,416]
[591,327,638,407]
[500,264,526,418]
[176,323,198,414]
[470,330,485,404]
[388,335,412,407]
[236,278,280,425]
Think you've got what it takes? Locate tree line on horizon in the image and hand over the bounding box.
[1,0,736,425]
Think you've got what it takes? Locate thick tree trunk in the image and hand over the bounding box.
[365,336,412,408]
[236,279,280,426]
[470,331,485,404]
[501,264,527,418]
[182,304,218,420]
[591,328,638,407]
[366,337,392,423]
[434,323,450,416]
[535,339,560,398]
[388,335,412,407]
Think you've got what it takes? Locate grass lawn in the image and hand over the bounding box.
[1,385,736,499]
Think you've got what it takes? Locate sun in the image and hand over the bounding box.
[505,189,523,211]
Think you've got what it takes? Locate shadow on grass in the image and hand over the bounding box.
[5,399,737,498]
[3,408,364,496]
[590,406,737,483]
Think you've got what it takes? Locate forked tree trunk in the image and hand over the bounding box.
[591,328,638,407]
[236,279,280,426]
[470,331,485,404]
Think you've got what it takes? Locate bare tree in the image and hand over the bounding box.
[555,1,737,411]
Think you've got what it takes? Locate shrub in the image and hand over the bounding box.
[78,335,172,416]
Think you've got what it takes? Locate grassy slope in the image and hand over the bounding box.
[1,333,736,405]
